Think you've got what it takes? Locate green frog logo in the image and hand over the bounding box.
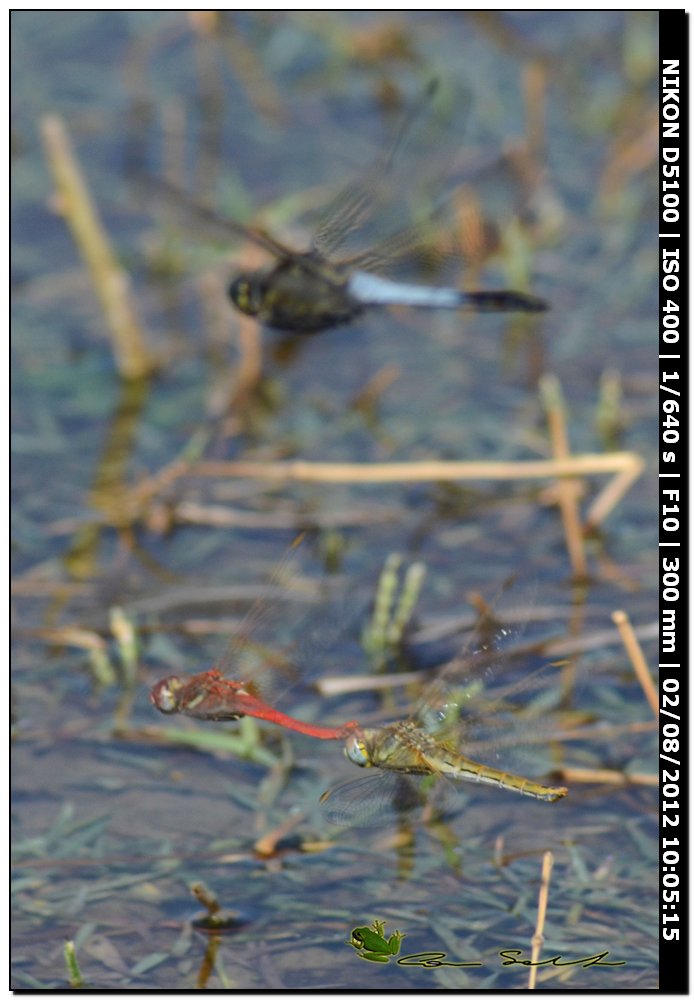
[347,919,405,963]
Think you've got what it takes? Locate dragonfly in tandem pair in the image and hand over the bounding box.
[319,633,568,828]
[161,80,547,334]
[150,540,356,741]
[151,549,567,826]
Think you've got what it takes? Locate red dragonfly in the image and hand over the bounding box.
[150,537,358,740]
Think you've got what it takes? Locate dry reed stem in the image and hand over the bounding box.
[11,578,91,598]
[528,850,554,989]
[174,500,393,530]
[197,933,221,991]
[351,363,402,412]
[112,441,643,536]
[63,377,152,577]
[560,766,657,787]
[548,720,656,743]
[187,451,640,514]
[228,313,264,413]
[540,375,587,579]
[24,626,106,651]
[213,15,285,123]
[611,609,658,718]
[254,812,306,858]
[39,115,154,380]
[599,107,659,205]
[122,444,643,532]
[523,59,547,160]
[585,457,645,528]
[161,99,188,190]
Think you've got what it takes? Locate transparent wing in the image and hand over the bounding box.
[209,536,304,692]
[311,79,438,258]
[408,579,527,727]
[338,208,461,279]
[309,81,550,290]
[145,175,296,260]
[321,771,432,828]
[404,580,571,780]
[202,536,356,711]
[310,79,474,277]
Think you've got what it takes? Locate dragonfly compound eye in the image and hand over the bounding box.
[150,676,182,714]
[344,734,370,767]
[228,275,261,316]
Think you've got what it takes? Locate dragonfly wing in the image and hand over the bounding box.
[311,89,552,303]
[209,536,325,703]
[404,579,572,779]
[458,658,577,779]
[407,578,527,729]
[311,168,385,261]
[432,663,570,780]
[209,541,361,728]
[321,771,427,828]
[310,80,471,267]
[339,212,459,278]
[146,176,297,260]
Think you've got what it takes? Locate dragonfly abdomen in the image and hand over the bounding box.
[348,273,547,313]
[348,272,463,308]
[439,752,567,802]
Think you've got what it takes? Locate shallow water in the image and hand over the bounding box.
[12,11,658,990]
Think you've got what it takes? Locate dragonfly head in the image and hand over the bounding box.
[344,732,372,768]
[229,272,264,317]
[150,676,183,714]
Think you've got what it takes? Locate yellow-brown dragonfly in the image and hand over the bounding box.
[321,591,568,826]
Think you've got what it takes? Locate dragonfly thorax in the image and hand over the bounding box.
[347,722,442,775]
[228,256,363,333]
